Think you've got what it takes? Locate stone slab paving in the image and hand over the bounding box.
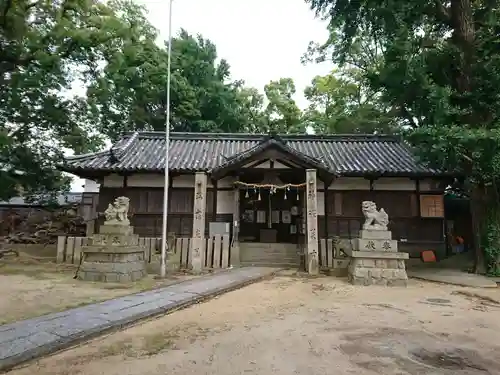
[0,267,277,373]
[408,268,498,288]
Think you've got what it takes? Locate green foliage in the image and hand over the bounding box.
[86,20,307,139]
[261,78,304,134]
[0,0,307,201]
[86,24,261,138]
[304,69,398,134]
[306,0,500,270]
[0,0,125,200]
[481,206,500,276]
[302,26,399,134]
[306,0,500,175]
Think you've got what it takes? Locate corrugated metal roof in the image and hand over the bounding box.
[62,132,444,176]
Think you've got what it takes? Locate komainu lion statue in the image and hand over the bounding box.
[361,201,389,231]
[104,196,130,225]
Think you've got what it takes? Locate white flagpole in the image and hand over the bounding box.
[160,0,174,278]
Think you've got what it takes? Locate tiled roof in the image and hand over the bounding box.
[0,193,83,206]
[62,132,445,177]
[209,136,335,176]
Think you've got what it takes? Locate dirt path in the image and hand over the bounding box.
[10,271,500,375]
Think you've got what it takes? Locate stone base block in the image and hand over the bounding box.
[89,234,139,247]
[349,250,409,260]
[358,230,392,240]
[99,224,133,236]
[83,245,145,254]
[84,251,144,263]
[348,273,408,286]
[78,269,146,283]
[325,267,348,277]
[353,238,398,252]
[347,257,408,287]
[332,258,350,269]
[78,259,146,282]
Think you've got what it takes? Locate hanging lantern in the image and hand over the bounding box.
[257,190,261,201]
[284,189,287,200]
[296,188,300,201]
[245,189,249,199]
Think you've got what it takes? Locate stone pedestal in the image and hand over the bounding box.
[77,224,147,283]
[347,229,409,286]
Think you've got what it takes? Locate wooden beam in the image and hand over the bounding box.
[122,174,128,196]
[243,159,271,168]
[273,158,300,169]
[324,179,333,240]
[416,179,421,216]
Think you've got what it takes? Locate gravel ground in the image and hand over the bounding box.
[10,270,500,375]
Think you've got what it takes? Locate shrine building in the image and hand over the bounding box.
[62,132,452,268]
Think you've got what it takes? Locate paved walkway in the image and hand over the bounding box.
[0,267,277,373]
[408,268,498,288]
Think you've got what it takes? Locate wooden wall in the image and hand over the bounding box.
[318,189,445,256]
[97,173,448,257]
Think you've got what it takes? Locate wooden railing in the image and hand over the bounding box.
[56,234,231,269]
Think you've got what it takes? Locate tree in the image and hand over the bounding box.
[306,0,500,273]
[0,0,273,201]
[87,27,259,139]
[235,85,268,133]
[303,69,398,134]
[260,78,304,134]
[0,0,154,200]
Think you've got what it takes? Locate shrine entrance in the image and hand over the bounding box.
[238,183,305,244]
[207,134,332,272]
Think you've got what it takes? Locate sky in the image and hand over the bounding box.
[71,0,332,191]
[138,0,332,108]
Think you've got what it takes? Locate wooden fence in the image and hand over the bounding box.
[56,234,231,269]
[318,238,351,269]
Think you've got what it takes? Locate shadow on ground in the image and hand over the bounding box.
[339,327,499,374]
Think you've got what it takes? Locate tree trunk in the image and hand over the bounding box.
[450,0,475,94]
[470,184,486,274]
[449,0,485,273]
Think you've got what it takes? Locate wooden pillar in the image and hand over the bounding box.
[191,172,207,272]
[212,179,218,223]
[323,178,333,240]
[306,169,319,275]
[230,185,241,266]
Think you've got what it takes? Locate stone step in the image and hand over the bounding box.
[240,249,300,255]
[240,254,300,262]
[240,243,299,248]
[240,253,300,259]
[241,251,301,257]
[240,247,299,252]
[241,262,299,268]
[240,250,301,256]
